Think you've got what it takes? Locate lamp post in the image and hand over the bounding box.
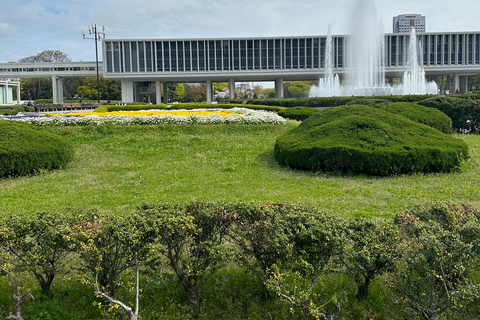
[83,24,105,103]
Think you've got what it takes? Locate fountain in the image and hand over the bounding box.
[310,0,437,97]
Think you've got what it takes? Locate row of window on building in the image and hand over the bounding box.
[104,33,480,74]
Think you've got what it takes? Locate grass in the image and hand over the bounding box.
[0,121,479,218]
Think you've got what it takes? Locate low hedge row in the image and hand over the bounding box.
[276,106,322,121]
[0,105,35,116]
[274,105,468,176]
[0,120,74,178]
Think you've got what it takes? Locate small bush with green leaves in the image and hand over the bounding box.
[381,102,453,134]
[0,105,35,116]
[0,120,74,178]
[274,105,469,176]
[276,106,321,121]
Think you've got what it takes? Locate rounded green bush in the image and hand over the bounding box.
[274,105,469,176]
[345,98,391,108]
[0,120,74,178]
[381,102,453,134]
[277,107,321,121]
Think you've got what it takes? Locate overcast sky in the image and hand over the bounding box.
[1,0,479,63]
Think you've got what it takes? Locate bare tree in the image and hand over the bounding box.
[0,266,34,320]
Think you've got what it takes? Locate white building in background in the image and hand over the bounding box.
[0,78,21,105]
[393,14,426,33]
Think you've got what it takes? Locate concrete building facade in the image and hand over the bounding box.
[0,79,20,105]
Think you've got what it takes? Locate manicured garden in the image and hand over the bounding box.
[1,98,479,319]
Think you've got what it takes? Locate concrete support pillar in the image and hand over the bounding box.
[274,77,284,98]
[460,75,468,94]
[121,79,134,103]
[16,83,21,104]
[206,79,213,103]
[52,76,64,104]
[163,82,168,103]
[453,73,460,94]
[155,80,162,104]
[228,78,235,99]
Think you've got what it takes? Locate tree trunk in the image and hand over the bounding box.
[356,274,374,300]
[181,279,200,316]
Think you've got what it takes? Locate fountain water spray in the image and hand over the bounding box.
[310,0,437,97]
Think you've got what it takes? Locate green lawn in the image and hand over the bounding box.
[1,121,479,218]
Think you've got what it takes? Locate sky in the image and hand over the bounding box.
[1,0,479,63]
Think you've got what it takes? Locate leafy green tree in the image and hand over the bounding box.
[184,84,206,102]
[76,85,97,100]
[394,202,480,320]
[0,211,74,293]
[139,201,235,315]
[174,83,186,101]
[340,218,400,300]
[20,78,52,100]
[18,50,71,63]
[82,77,121,101]
[285,81,314,98]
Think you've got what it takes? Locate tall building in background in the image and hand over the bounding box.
[393,14,426,33]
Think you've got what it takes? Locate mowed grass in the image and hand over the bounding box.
[1,121,479,218]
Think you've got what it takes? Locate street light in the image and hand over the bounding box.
[83,23,105,103]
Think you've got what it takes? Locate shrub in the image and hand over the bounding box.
[381,102,453,134]
[0,120,74,178]
[416,96,480,133]
[274,105,469,176]
[94,103,284,113]
[346,98,391,108]
[276,107,321,121]
[0,105,35,116]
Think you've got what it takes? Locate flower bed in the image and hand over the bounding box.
[3,108,286,126]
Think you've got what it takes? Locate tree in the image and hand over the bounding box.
[394,202,480,320]
[340,218,400,300]
[139,201,235,316]
[76,85,97,100]
[70,211,157,320]
[82,77,121,101]
[173,83,186,101]
[18,50,71,63]
[285,81,314,98]
[185,84,206,102]
[0,211,74,293]
[18,50,72,101]
[213,82,229,92]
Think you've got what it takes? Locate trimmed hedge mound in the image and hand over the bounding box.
[0,120,74,178]
[274,105,468,176]
[381,102,453,134]
[0,105,35,116]
[346,98,391,108]
[277,107,321,121]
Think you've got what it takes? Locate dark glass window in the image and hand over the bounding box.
[240,40,246,70]
[430,35,435,65]
[299,39,305,68]
[131,42,138,72]
[313,38,319,68]
[192,41,198,71]
[247,40,253,69]
[320,38,326,68]
[451,35,456,64]
[233,40,239,70]
[444,35,449,63]
[178,42,184,71]
[285,39,291,68]
[106,42,112,73]
[254,40,260,69]
[199,41,205,71]
[209,41,215,71]
[146,42,152,71]
[138,41,145,72]
[468,34,473,64]
[171,42,177,71]
[163,42,169,71]
[458,34,463,64]
[437,35,442,64]
[268,39,274,69]
[398,36,403,66]
[476,35,480,64]
[337,38,344,68]
[306,38,312,68]
[390,36,396,66]
[125,42,131,72]
[113,42,120,72]
[292,39,298,68]
[223,40,229,70]
[261,40,267,69]
[156,41,162,71]
[185,41,191,71]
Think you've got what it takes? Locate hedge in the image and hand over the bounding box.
[274,105,469,176]
[0,120,74,178]
[416,96,480,133]
[381,102,453,134]
[0,105,35,116]
[276,107,322,121]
